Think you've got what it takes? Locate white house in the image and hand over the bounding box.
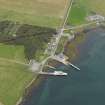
[86,15,105,21]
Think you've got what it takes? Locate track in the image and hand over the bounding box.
[64,21,101,30]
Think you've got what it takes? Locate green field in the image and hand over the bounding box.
[0,0,70,105]
[0,43,35,105]
[67,0,105,26]
[0,30,32,105]
[0,19,55,105]
[67,2,88,25]
[0,44,25,62]
[0,0,69,28]
[2,0,103,105]
[0,60,34,105]
[79,0,105,15]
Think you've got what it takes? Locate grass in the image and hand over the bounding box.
[0,43,35,105]
[0,20,55,105]
[65,33,85,61]
[67,1,88,25]
[35,49,49,62]
[0,20,55,61]
[79,0,105,16]
[0,60,34,105]
[0,0,70,105]
[55,36,68,55]
[68,0,105,26]
[0,0,69,28]
[0,44,26,62]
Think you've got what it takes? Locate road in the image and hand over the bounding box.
[39,0,74,72]
[64,21,100,30]
[44,0,73,56]
[49,0,74,56]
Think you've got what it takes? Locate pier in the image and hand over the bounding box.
[29,0,80,76]
[52,54,80,71]
[69,63,80,71]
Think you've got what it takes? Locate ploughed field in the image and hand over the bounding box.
[0,0,69,28]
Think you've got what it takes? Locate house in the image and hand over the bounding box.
[86,15,105,21]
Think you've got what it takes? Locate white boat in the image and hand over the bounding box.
[39,71,67,76]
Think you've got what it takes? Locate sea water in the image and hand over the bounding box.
[23,27,105,105]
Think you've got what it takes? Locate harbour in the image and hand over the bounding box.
[22,27,105,105]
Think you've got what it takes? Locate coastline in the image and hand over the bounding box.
[18,23,105,105]
[34,25,105,105]
[18,75,43,105]
[18,59,64,105]
[64,23,105,62]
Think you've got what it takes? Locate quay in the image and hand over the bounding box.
[69,63,80,71]
[38,71,67,76]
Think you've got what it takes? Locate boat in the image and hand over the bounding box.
[38,71,67,76]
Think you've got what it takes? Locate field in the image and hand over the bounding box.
[79,0,105,15]
[67,2,88,25]
[0,44,25,62]
[0,0,69,28]
[0,43,35,105]
[0,59,34,105]
[67,0,105,26]
[0,0,70,105]
[0,19,55,105]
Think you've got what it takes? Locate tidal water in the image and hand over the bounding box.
[23,27,105,105]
